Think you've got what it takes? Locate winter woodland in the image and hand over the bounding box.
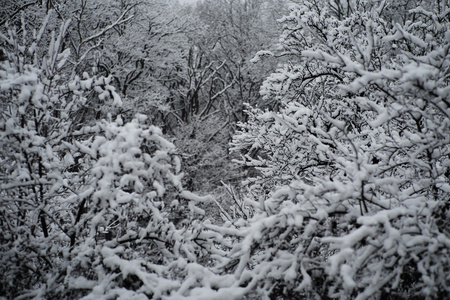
[0,0,449,299]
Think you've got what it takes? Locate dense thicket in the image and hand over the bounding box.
[1,0,449,299]
[0,8,214,298]
[229,0,450,298]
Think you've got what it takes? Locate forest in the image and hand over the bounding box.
[0,0,449,299]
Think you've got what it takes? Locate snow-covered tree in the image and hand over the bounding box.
[168,0,288,197]
[2,1,449,299]
[226,0,449,298]
[0,11,215,299]
[193,0,286,112]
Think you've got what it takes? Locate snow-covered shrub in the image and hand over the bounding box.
[0,12,213,299]
[227,0,449,298]
[2,2,449,299]
[0,13,94,296]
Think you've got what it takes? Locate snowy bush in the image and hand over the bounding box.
[0,12,215,299]
[1,1,449,299]
[228,0,449,298]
